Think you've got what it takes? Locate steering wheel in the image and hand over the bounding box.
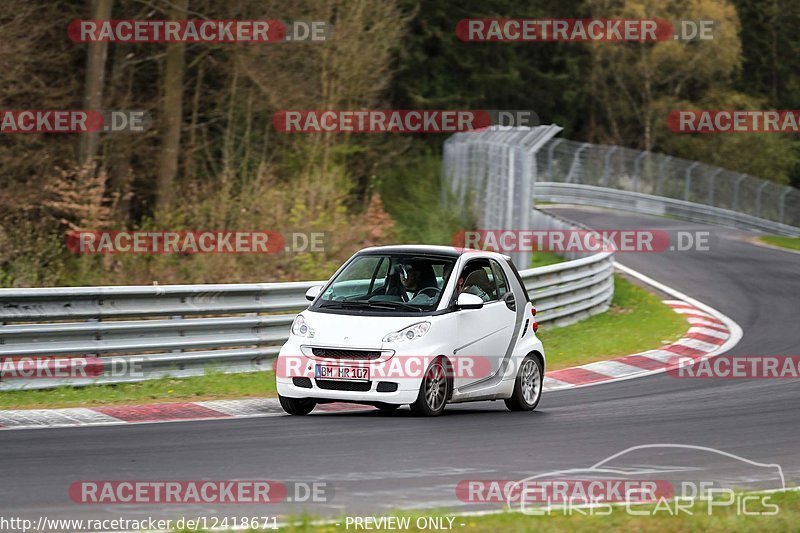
[415,287,442,298]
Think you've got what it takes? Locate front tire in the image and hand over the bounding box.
[279,395,316,415]
[410,358,449,416]
[505,354,543,412]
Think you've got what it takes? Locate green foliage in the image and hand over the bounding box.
[0,219,69,287]
[733,0,800,109]
[391,0,589,138]
[377,151,472,245]
[658,91,800,184]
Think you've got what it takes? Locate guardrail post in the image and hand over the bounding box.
[633,151,648,193]
[708,168,721,206]
[602,146,617,187]
[656,155,671,196]
[684,162,698,201]
[733,174,747,211]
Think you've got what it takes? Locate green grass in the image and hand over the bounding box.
[270,489,800,532]
[528,251,565,268]
[760,235,800,251]
[538,275,688,370]
[1,275,687,410]
[0,371,276,410]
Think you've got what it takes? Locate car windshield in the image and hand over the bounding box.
[312,253,457,313]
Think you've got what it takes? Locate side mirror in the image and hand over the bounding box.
[305,285,323,301]
[457,292,484,310]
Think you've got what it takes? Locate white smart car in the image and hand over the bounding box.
[275,245,545,416]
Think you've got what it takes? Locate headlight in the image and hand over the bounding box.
[382,321,431,343]
[291,315,315,338]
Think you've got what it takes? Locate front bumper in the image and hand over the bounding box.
[275,341,451,405]
[277,376,421,405]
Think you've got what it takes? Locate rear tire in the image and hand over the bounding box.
[505,354,543,412]
[279,395,316,415]
[410,358,449,416]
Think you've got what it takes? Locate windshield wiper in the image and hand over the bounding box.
[318,299,423,312]
[365,300,424,312]
[318,299,376,309]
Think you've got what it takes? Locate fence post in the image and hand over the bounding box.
[602,146,617,187]
[566,143,589,184]
[707,168,721,206]
[733,174,747,211]
[684,162,698,201]
[547,138,563,180]
[633,151,649,193]
[506,146,515,228]
[657,155,671,196]
[755,181,769,218]
[779,187,792,224]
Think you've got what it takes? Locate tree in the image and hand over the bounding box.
[733,0,800,108]
[586,0,742,151]
[156,0,188,212]
[79,0,114,166]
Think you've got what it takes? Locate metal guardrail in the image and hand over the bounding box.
[538,138,800,236]
[0,248,614,390]
[535,183,800,236]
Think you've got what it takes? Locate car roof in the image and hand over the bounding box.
[357,244,512,262]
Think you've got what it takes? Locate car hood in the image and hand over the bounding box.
[301,310,432,348]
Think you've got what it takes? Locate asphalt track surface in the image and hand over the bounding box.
[2,207,799,525]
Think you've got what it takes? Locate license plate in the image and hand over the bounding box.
[315,364,370,381]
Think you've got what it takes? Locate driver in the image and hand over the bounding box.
[398,260,438,301]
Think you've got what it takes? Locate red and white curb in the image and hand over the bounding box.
[543,262,743,391]
[0,398,368,431]
[543,300,732,391]
[0,263,741,431]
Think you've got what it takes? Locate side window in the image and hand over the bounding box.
[490,260,509,299]
[371,257,389,292]
[458,259,499,302]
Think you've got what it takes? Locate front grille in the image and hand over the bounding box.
[312,348,381,360]
[292,377,312,388]
[315,379,372,392]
